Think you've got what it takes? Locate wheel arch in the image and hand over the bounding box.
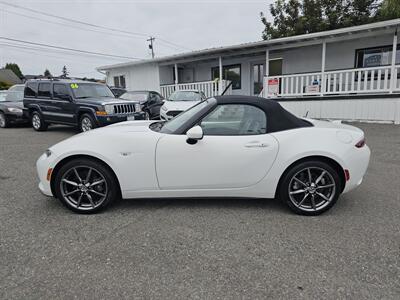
[274,155,346,198]
[77,108,96,121]
[50,154,122,198]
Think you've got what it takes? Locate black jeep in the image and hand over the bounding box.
[23,79,146,132]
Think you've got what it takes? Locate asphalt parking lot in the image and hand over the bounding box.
[0,123,399,299]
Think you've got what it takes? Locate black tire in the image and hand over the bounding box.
[54,158,119,214]
[279,160,341,216]
[0,112,9,128]
[31,111,48,131]
[79,113,97,132]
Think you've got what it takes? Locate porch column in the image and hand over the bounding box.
[174,63,178,90]
[265,49,269,98]
[320,41,326,96]
[218,56,223,95]
[390,29,398,94]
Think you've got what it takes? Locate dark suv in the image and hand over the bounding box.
[23,79,146,132]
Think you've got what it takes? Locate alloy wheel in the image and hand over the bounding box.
[32,114,41,130]
[81,117,93,132]
[288,167,336,212]
[0,113,5,128]
[60,166,108,211]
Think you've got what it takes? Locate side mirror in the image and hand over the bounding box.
[186,125,203,144]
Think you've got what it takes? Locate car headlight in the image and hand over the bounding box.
[45,149,52,157]
[134,103,142,112]
[161,106,168,111]
[104,104,114,115]
[7,107,22,113]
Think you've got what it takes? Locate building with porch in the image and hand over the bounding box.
[98,19,400,124]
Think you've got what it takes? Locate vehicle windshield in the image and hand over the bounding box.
[157,98,216,133]
[168,91,202,101]
[120,92,148,102]
[0,91,24,102]
[71,83,115,99]
[8,85,25,92]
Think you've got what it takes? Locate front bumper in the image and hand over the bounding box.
[96,112,146,126]
[6,111,29,124]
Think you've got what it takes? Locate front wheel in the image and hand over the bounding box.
[0,112,9,128]
[54,158,119,213]
[279,160,341,216]
[79,114,97,132]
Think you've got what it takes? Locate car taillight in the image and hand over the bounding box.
[355,137,366,148]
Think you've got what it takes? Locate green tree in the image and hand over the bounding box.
[376,0,400,20]
[4,63,23,79]
[61,65,69,78]
[261,0,385,40]
[44,69,52,77]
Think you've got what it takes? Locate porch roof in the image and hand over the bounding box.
[98,19,400,71]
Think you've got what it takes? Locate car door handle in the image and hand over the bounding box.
[245,142,269,148]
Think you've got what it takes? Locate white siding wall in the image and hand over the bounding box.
[279,98,400,124]
[106,63,160,92]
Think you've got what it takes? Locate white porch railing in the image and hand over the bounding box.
[160,79,232,99]
[264,65,400,97]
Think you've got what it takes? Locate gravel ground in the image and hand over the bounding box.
[0,123,399,299]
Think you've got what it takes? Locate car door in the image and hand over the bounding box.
[37,83,54,121]
[155,103,279,190]
[52,83,76,124]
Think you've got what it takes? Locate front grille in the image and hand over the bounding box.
[113,104,135,114]
[166,110,182,117]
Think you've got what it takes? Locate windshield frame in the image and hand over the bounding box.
[71,83,115,99]
[155,98,217,134]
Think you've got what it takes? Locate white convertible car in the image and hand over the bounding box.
[37,96,370,215]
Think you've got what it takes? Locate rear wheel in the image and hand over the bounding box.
[54,158,118,213]
[279,160,341,216]
[79,113,97,132]
[0,112,9,128]
[31,111,48,131]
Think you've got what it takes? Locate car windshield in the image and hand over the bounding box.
[8,85,25,92]
[120,92,148,102]
[157,98,216,133]
[168,91,202,101]
[0,90,23,102]
[71,83,115,99]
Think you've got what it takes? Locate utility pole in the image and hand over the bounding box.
[147,36,155,59]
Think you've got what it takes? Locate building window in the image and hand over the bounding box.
[113,75,126,88]
[211,64,241,90]
[355,45,400,68]
[253,64,264,95]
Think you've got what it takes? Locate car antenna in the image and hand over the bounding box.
[304,111,309,118]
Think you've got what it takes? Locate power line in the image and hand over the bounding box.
[0,1,192,51]
[0,37,142,60]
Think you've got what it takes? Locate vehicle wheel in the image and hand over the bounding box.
[54,158,119,214]
[79,114,97,132]
[31,111,48,131]
[0,112,9,128]
[279,160,341,216]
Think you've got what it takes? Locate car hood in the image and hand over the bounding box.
[0,101,24,109]
[75,97,138,105]
[162,100,200,111]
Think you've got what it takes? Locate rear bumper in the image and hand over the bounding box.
[342,145,371,193]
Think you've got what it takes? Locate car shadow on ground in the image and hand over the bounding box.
[106,197,291,214]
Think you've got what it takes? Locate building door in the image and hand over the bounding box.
[252,59,282,95]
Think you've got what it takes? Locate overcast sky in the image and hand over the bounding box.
[0,0,273,79]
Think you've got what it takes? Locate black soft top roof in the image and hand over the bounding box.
[214,95,312,133]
